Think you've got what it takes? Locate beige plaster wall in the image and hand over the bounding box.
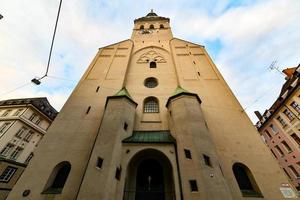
[6,16,298,200]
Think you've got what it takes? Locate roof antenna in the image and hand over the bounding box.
[31,0,63,85]
[268,60,284,75]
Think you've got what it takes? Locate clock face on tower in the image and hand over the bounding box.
[139,29,153,34]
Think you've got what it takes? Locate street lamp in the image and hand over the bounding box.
[0,14,3,20]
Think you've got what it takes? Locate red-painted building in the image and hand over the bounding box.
[256,65,300,191]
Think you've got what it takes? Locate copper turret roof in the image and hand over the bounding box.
[134,10,169,23]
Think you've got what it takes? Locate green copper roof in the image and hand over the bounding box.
[114,87,132,98]
[105,87,137,108]
[123,131,176,143]
[172,86,191,96]
[166,86,202,107]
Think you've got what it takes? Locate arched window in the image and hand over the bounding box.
[149,24,154,29]
[140,25,144,30]
[160,24,164,29]
[150,61,156,68]
[232,163,262,197]
[43,161,71,194]
[144,97,159,113]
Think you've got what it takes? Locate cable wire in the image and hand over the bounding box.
[45,0,62,76]
[0,82,32,97]
[242,83,280,112]
[47,75,77,82]
[32,0,63,84]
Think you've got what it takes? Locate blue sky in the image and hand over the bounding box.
[0,0,299,123]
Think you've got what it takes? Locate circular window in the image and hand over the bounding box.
[144,77,158,88]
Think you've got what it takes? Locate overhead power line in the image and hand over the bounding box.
[31,0,63,85]
[0,82,32,97]
[242,61,286,112]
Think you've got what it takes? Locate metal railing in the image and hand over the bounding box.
[123,190,176,200]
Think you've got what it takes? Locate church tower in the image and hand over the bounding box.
[7,11,298,200]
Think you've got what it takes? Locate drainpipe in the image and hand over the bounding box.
[174,143,184,200]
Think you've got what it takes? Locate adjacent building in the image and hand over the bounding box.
[7,11,299,200]
[0,97,57,199]
[256,65,300,191]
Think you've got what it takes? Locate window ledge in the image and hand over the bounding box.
[242,190,263,198]
[141,120,162,123]
[41,188,62,194]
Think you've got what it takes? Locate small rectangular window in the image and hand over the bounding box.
[23,131,34,142]
[10,147,23,160]
[13,109,23,116]
[97,157,103,168]
[184,149,192,159]
[282,141,292,153]
[270,124,279,134]
[124,122,128,131]
[96,86,100,92]
[29,113,36,121]
[0,143,15,156]
[115,166,122,180]
[35,118,41,125]
[0,166,17,182]
[274,145,284,157]
[0,122,10,134]
[150,62,157,68]
[1,110,12,117]
[283,168,292,179]
[15,127,27,138]
[25,153,34,163]
[283,109,295,121]
[86,106,91,114]
[189,180,198,192]
[276,116,287,127]
[290,101,300,114]
[291,133,300,145]
[203,154,212,167]
[288,165,300,178]
[265,130,272,139]
[270,149,277,158]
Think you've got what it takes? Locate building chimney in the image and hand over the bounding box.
[254,111,262,120]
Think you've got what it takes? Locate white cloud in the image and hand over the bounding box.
[0,0,126,111]
[0,0,299,123]
[172,0,300,122]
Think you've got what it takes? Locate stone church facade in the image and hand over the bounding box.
[7,11,298,200]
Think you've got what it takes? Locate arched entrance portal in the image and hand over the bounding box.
[136,159,164,200]
[124,149,175,200]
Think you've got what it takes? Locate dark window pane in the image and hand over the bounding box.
[203,154,212,166]
[97,157,103,168]
[150,62,156,68]
[115,166,122,180]
[184,149,192,159]
[189,180,198,192]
